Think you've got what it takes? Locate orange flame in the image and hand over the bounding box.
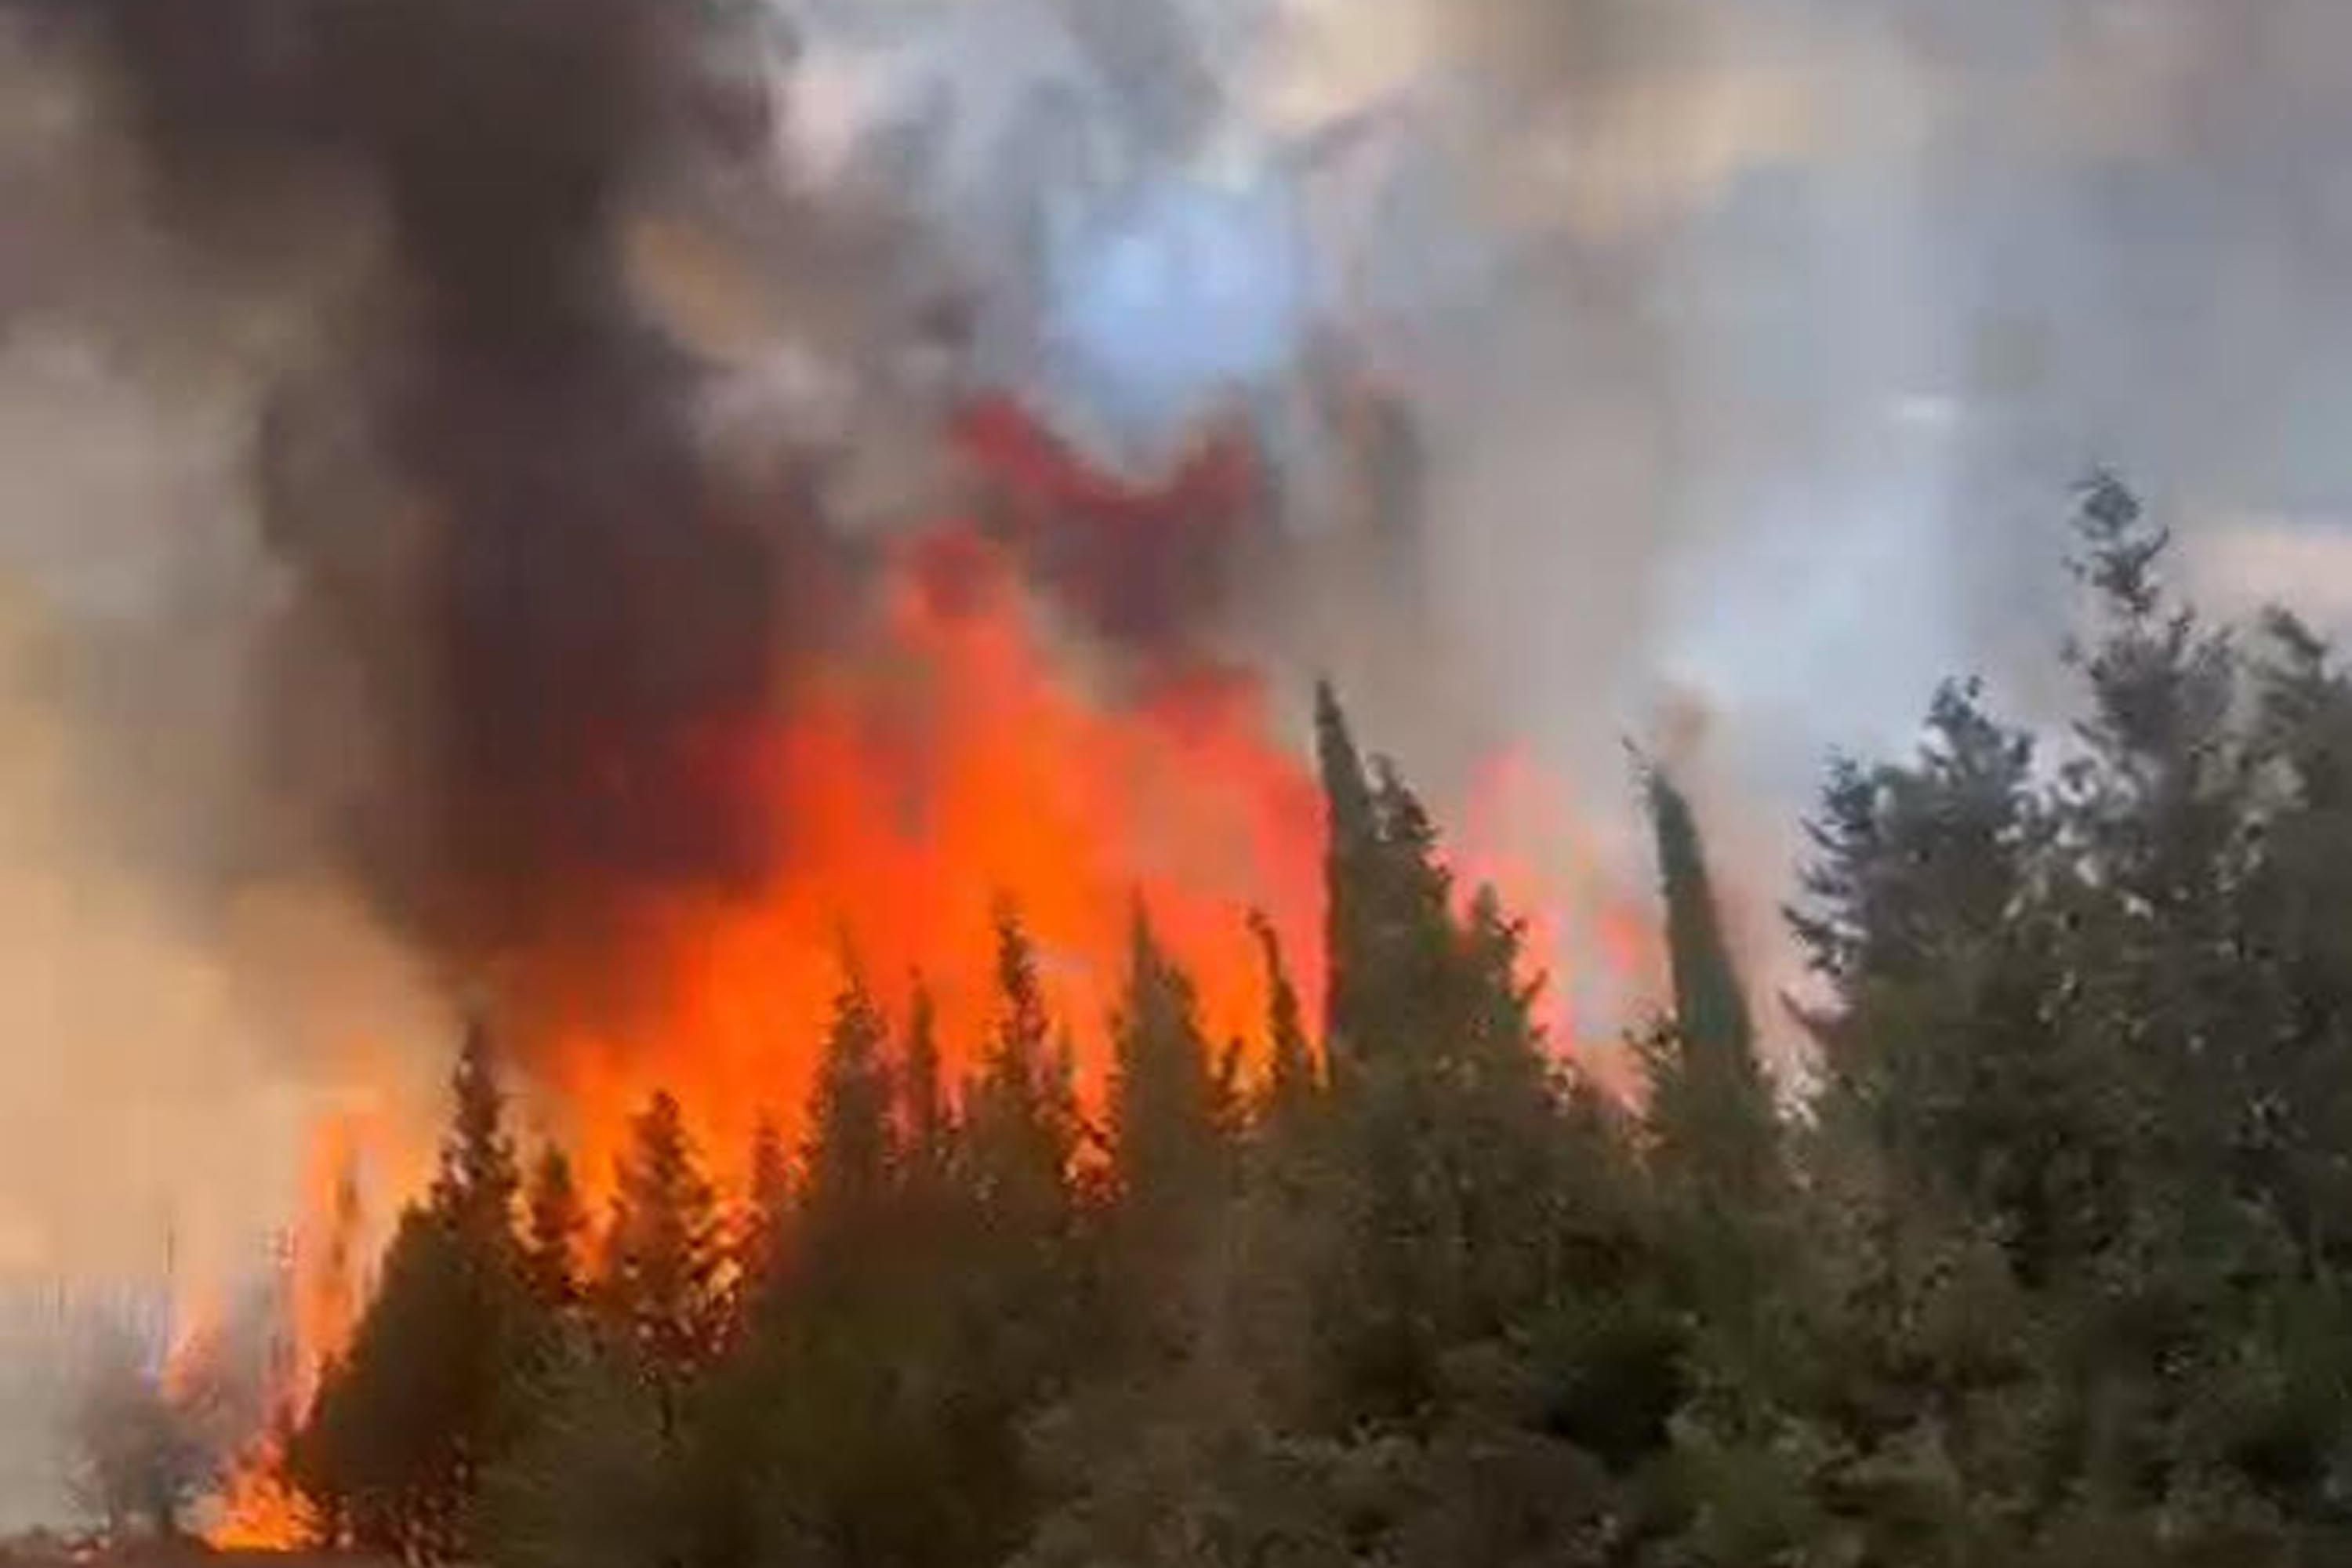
[211,416,1654,1533]
[524,523,1329,1197]
[206,1461,318,1553]
[1458,744,1663,1095]
[203,1112,384,1550]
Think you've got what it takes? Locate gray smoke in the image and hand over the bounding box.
[8,2,2352,1526]
[79,0,833,975]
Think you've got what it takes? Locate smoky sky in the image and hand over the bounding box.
[9,0,2352,1362]
[7,0,2352,1003]
[24,0,1365,1011]
[67,0,833,971]
[20,0,2352,1527]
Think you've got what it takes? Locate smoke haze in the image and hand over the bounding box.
[9,0,2352,1526]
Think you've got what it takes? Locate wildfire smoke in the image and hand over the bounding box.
[0,0,1663,1537]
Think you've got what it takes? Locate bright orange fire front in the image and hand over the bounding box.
[205,415,1649,1543]
[524,520,1329,1199]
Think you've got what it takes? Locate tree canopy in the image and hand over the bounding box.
[270,479,2352,1566]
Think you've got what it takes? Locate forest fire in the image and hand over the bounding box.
[181,395,1638,1547]
[64,2,1646,1523]
[205,1450,315,1552]
[27,0,2352,1557]
[517,510,1330,1202]
[197,1116,392,1551]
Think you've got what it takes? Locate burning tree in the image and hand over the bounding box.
[597,1090,729,1384]
[283,1022,550,1561]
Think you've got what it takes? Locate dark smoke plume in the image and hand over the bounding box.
[70,0,1312,997]
[82,0,825,970]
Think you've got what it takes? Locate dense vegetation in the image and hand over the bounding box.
[277,480,2352,1566]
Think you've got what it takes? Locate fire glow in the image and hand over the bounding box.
[199,405,1643,1548]
[526,515,1330,1200]
[196,1114,394,1549]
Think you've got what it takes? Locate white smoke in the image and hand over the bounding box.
[710,0,2352,1051]
[9,0,2352,1523]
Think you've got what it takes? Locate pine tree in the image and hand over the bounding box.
[801,959,898,1272]
[522,1146,586,1312]
[995,903,1054,1074]
[902,975,949,1186]
[1211,1033,1247,1142]
[1047,1022,1085,1181]
[739,1113,790,1306]
[290,1020,542,1560]
[953,902,1086,1410]
[601,1091,727,1378]
[1109,905,1223,1227]
[290,1207,470,1558]
[748,1115,789,1232]
[2246,608,2352,1266]
[967,903,1078,1224]
[433,1013,522,1254]
[1790,678,2111,1282]
[2063,474,2287,1271]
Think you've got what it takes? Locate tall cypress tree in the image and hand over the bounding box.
[1640,764,1777,1197]
[1314,681,1378,1073]
[1651,769,1755,1069]
[1315,684,1465,1083]
[1249,908,1316,1134]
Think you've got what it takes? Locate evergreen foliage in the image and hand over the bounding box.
[278,480,2352,1566]
[522,1146,587,1312]
[287,1016,548,1561]
[599,1090,728,1382]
